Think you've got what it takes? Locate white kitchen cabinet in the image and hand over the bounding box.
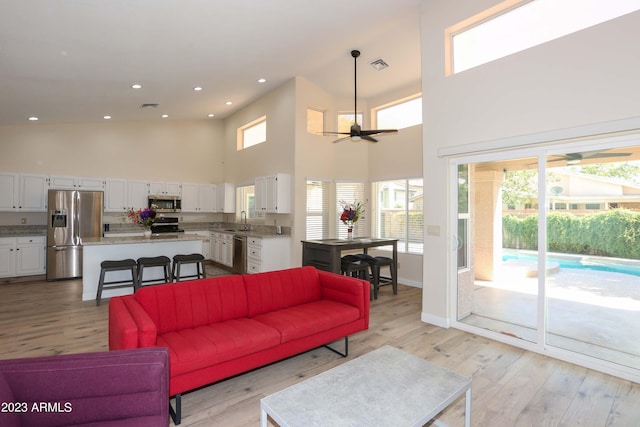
[246,236,290,274]
[16,236,46,276]
[181,183,216,212]
[149,181,181,197]
[0,173,48,212]
[0,236,45,278]
[0,173,18,211]
[104,179,127,212]
[0,238,16,277]
[216,183,235,213]
[211,232,233,267]
[255,173,291,213]
[48,175,105,190]
[127,180,149,210]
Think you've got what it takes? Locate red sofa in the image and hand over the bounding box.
[108,266,370,424]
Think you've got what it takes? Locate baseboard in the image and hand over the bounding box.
[421,311,450,328]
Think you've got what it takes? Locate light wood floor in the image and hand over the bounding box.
[1,278,639,426]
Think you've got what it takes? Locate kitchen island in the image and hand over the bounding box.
[81,234,204,302]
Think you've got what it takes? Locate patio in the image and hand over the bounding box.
[462,259,640,370]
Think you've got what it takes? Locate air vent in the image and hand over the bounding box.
[370,58,389,71]
[140,103,159,109]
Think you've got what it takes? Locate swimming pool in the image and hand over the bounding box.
[502,253,640,277]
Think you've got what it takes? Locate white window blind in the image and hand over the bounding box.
[336,182,366,238]
[372,178,424,253]
[306,180,329,240]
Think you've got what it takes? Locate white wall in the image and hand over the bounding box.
[0,120,224,182]
[420,0,640,325]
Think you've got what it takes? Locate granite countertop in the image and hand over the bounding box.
[83,234,205,246]
[212,229,290,239]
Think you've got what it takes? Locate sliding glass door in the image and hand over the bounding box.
[454,141,640,374]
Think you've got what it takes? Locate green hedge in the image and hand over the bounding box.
[503,209,640,259]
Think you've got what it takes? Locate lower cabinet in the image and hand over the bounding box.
[247,236,290,274]
[211,232,233,268]
[0,236,46,278]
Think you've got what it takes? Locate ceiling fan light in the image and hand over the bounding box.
[350,136,361,141]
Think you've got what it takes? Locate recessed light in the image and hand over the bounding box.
[103,115,112,120]
[258,78,266,83]
[207,113,215,118]
[131,83,142,89]
[193,86,203,91]
[225,101,233,106]
[161,114,169,118]
[28,116,38,121]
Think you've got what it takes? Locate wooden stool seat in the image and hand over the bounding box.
[96,259,138,306]
[172,253,206,282]
[137,256,172,287]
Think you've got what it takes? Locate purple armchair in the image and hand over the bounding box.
[0,348,169,427]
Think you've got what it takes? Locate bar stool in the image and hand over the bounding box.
[353,254,397,300]
[137,256,172,287]
[172,253,206,282]
[340,255,373,301]
[96,259,138,306]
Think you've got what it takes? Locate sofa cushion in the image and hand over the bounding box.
[244,266,322,317]
[135,275,248,334]
[252,300,361,343]
[0,373,19,427]
[157,318,281,376]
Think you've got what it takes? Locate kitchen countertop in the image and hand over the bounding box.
[212,229,290,239]
[83,234,205,246]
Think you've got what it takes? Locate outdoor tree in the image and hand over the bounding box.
[502,169,538,209]
[572,162,640,184]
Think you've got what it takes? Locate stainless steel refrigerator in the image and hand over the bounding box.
[46,190,103,280]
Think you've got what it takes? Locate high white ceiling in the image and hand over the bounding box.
[0,0,422,126]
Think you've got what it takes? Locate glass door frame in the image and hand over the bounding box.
[448,133,640,383]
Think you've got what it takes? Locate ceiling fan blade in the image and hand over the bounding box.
[362,135,378,143]
[360,129,398,136]
[581,152,632,159]
[332,136,351,144]
[323,131,351,136]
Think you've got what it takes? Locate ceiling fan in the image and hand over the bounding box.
[547,150,632,164]
[325,50,398,143]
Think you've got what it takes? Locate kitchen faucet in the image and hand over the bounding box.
[241,210,249,231]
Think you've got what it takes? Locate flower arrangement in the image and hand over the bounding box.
[126,206,157,230]
[340,200,364,228]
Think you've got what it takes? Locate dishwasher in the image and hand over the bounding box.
[232,235,247,274]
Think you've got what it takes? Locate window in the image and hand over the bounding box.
[447,0,640,75]
[236,185,263,221]
[336,182,366,239]
[371,179,424,254]
[307,108,324,135]
[457,165,469,269]
[338,113,363,133]
[306,180,329,240]
[238,116,266,150]
[375,96,422,129]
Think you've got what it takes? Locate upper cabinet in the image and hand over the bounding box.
[255,173,291,214]
[0,173,47,212]
[148,181,181,197]
[182,183,216,212]
[104,179,148,212]
[49,175,104,191]
[216,183,235,213]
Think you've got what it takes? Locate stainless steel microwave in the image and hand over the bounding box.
[149,196,181,212]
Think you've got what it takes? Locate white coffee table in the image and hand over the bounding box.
[260,345,471,427]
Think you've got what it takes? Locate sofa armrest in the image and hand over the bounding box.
[0,348,170,427]
[318,270,370,326]
[109,295,158,350]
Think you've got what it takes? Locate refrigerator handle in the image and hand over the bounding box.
[74,191,81,245]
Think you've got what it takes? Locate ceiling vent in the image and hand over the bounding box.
[370,58,389,71]
[140,103,159,109]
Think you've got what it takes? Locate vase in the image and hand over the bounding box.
[347,227,353,239]
[143,229,152,238]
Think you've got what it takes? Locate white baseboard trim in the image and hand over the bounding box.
[398,278,422,288]
[421,312,450,328]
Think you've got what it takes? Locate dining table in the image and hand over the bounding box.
[301,237,398,289]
